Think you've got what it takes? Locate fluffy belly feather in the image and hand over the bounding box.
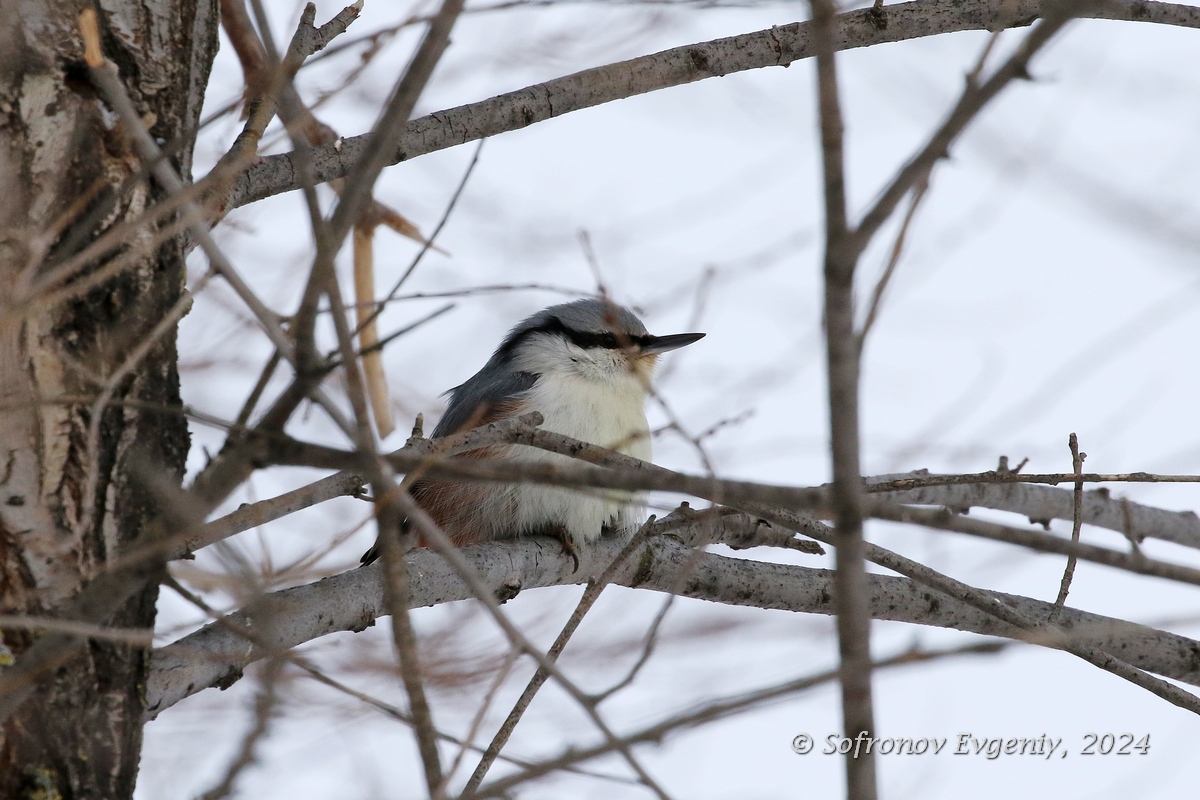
[502,372,650,543]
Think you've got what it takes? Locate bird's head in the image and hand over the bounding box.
[498,299,704,387]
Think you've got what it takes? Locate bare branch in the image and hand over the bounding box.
[227,0,1200,210]
[146,533,1200,716]
[869,503,1200,587]
[810,0,877,792]
[865,472,1200,549]
[759,508,1200,715]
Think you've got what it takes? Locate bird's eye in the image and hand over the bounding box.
[600,333,619,348]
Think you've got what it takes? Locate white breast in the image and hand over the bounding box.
[507,370,650,543]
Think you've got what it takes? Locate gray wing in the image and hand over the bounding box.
[432,368,539,437]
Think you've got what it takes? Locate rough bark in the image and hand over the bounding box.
[0,1,215,797]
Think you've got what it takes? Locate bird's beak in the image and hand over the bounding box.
[639,332,705,354]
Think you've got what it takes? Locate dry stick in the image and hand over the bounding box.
[363,138,489,338]
[1053,433,1086,611]
[378,283,591,304]
[392,495,671,800]
[293,0,465,369]
[463,526,654,793]
[78,12,356,439]
[353,303,456,360]
[809,0,877,796]
[353,223,396,437]
[476,642,1007,797]
[151,472,366,566]
[232,350,282,431]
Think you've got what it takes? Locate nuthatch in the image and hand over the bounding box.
[361,299,704,564]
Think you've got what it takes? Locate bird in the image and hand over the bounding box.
[361,298,704,565]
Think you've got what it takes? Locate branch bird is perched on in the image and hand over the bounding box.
[361,299,704,564]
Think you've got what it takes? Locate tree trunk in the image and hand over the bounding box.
[0,1,215,796]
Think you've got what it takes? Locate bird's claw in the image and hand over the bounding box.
[547,527,580,573]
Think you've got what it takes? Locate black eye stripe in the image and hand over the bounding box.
[501,316,648,355]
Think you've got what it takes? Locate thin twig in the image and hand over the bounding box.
[475,641,1007,796]
[440,648,520,795]
[759,507,1200,715]
[329,267,447,792]
[1053,432,1086,612]
[857,173,930,347]
[463,525,653,793]
[0,616,152,647]
[849,0,1086,255]
[371,138,488,317]
[196,657,286,800]
[394,496,671,799]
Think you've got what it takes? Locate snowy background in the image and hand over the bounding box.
[140,1,1200,797]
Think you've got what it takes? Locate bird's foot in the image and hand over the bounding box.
[546,525,580,573]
